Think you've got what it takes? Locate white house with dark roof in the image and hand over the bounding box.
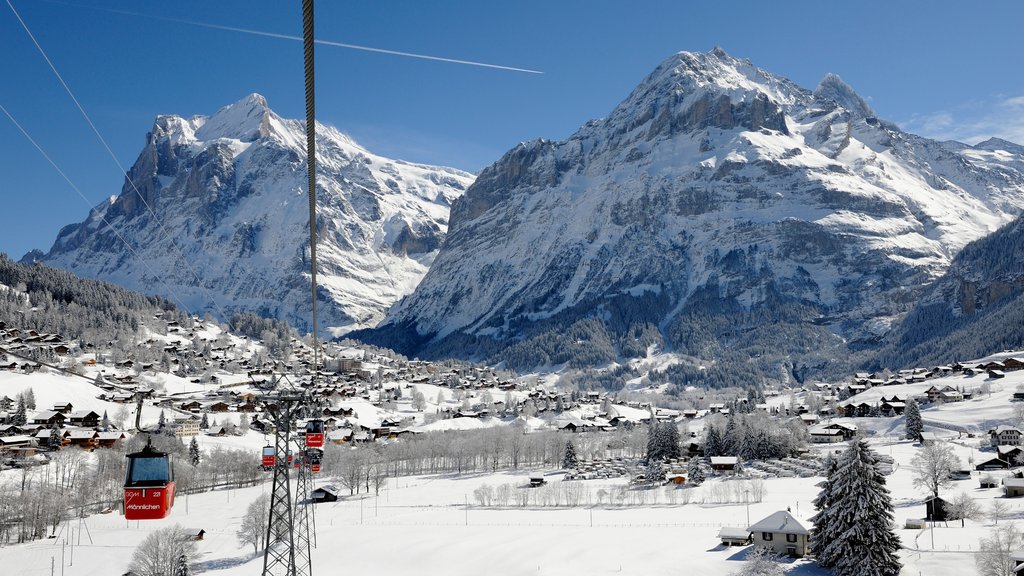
[747,510,810,557]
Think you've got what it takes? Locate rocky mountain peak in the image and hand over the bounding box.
[813,73,874,117]
[193,92,275,143]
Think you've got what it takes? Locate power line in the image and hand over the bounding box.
[0,101,191,312]
[36,0,544,74]
[6,0,237,328]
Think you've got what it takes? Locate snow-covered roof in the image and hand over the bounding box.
[717,527,751,540]
[746,511,809,535]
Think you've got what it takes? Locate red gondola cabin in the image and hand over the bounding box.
[123,444,175,520]
[261,446,276,469]
[305,419,324,448]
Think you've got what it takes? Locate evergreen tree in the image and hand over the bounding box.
[705,424,723,457]
[175,553,191,576]
[48,424,62,449]
[157,410,167,433]
[809,454,840,568]
[13,396,27,426]
[199,413,209,430]
[189,437,201,468]
[818,439,902,576]
[905,398,923,441]
[869,404,882,418]
[646,418,661,461]
[663,422,682,460]
[645,458,665,483]
[723,417,739,455]
[687,457,705,485]
[101,410,110,431]
[562,440,578,469]
[24,387,36,410]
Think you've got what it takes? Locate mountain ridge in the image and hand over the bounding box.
[359,48,1024,384]
[29,93,475,335]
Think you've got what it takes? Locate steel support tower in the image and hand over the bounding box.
[261,396,313,576]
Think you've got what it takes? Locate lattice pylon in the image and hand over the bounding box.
[262,402,296,576]
[292,444,313,576]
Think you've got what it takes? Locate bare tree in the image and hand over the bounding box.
[976,523,1022,576]
[946,492,982,527]
[128,524,198,576]
[988,499,1009,526]
[237,494,270,555]
[910,442,959,499]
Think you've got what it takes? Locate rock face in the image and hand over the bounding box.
[363,49,1024,379]
[31,94,474,334]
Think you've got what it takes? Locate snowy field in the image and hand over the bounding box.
[2,435,1021,576]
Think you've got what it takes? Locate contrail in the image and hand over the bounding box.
[35,0,544,74]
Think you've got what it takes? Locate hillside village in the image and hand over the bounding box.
[6,298,1024,575]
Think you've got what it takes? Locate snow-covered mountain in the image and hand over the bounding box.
[29,94,474,334]
[364,48,1024,376]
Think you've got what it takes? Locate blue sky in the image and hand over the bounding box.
[2,0,1023,260]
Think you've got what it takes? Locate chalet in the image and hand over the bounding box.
[179,401,203,412]
[940,389,964,403]
[0,435,33,451]
[66,430,100,450]
[311,485,341,503]
[96,431,126,448]
[51,402,74,414]
[799,413,819,425]
[747,511,810,557]
[0,424,25,436]
[919,432,941,445]
[880,396,906,415]
[989,370,1006,380]
[976,455,1012,470]
[980,476,1000,489]
[682,409,698,419]
[67,410,100,428]
[710,456,739,472]
[31,411,67,426]
[203,401,230,413]
[708,403,726,414]
[717,526,752,547]
[34,428,70,448]
[990,426,1024,447]
[1004,478,1024,498]
[205,426,226,437]
[1004,358,1024,371]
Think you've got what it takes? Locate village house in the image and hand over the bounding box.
[747,511,810,557]
[990,425,1024,446]
[170,417,201,438]
[710,456,738,472]
[1004,478,1024,498]
[67,410,100,428]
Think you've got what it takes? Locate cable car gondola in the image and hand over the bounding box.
[123,441,175,520]
[261,445,276,470]
[308,448,323,473]
[305,419,324,448]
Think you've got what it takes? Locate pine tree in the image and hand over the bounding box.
[562,440,578,469]
[199,413,209,430]
[705,424,723,457]
[687,457,705,485]
[189,437,201,467]
[663,422,682,460]
[24,388,36,410]
[175,553,191,576]
[48,424,62,449]
[723,417,739,455]
[158,410,167,433]
[646,418,662,461]
[905,398,923,441]
[101,410,110,431]
[809,454,839,568]
[818,439,902,576]
[13,396,27,426]
[645,458,665,483]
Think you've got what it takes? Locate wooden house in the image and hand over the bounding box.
[710,456,738,472]
[67,410,100,428]
[51,402,74,414]
[717,526,752,547]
